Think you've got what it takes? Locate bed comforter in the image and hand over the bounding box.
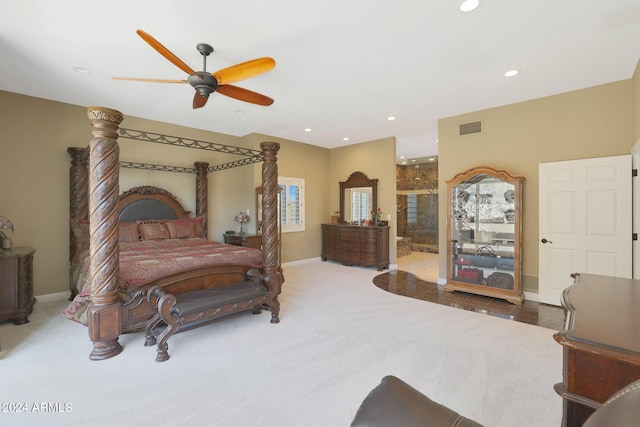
[63,238,262,326]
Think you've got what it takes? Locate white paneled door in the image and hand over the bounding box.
[538,155,632,306]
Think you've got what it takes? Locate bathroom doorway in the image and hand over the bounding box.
[396,157,439,281]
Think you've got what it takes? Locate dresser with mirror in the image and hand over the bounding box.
[321,171,389,271]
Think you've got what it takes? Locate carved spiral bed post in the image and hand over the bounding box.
[194,162,209,237]
[260,141,282,323]
[67,147,89,300]
[86,107,124,360]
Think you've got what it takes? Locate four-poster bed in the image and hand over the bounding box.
[64,106,282,361]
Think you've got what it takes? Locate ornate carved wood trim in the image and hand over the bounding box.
[339,171,378,223]
[260,141,282,323]
[194,162,209,237]
[86,106,124,360]
[67,146,89,299]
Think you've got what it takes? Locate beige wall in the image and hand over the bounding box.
[438,79,636,293]
[247,133,331,263]
[329,137,398,263]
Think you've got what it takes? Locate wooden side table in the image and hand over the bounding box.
[223,234,262,250]
[553,273,640,426]
[0,247,36,325]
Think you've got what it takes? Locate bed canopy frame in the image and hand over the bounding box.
[68,106,282,360]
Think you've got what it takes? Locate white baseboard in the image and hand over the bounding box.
[523,291,539,302]
[35,291,70,303]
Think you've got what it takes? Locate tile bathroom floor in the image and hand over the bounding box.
[376,251,566,331]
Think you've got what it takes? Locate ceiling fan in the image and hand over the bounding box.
[114,30,275,109]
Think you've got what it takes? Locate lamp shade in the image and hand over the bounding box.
[0,216,13,231]
[234,212,249,223]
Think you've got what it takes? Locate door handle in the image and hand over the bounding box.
[541,238,552,244]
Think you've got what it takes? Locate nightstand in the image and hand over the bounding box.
[0,247,36,325]
[223,234,262,250]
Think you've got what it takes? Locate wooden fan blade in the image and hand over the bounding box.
[136,30,195,75]
[217,85,274,106]
[213,57,275,85]
[193,92,209,109]
[113,77,187,84]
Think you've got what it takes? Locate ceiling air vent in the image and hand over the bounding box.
[459,121,482,136]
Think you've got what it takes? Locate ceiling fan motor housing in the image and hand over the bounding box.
[189,72,218,98]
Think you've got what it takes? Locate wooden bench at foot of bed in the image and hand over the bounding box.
[144,280,272,362]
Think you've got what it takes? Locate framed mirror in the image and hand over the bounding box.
[446,166,524,304]
[339,171,378,224]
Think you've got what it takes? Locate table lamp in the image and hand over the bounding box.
[234,212,249,235]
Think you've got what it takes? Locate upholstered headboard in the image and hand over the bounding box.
[119,199,178,222]
[118,186,191,222]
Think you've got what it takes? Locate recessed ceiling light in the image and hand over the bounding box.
[304,128,311,132]
[504,69,520,77]
[401,161,407,165]
[73,66,91,74]
[399,156,405,159]
[387,116,396,121]
[234,109,245,114]
[429,158,435,161]
[460,0,480,12]
[343,137,350,141]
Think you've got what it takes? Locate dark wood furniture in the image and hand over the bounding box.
[553,273,640,426]
[224,233,262,250]
[321,224,389,271]
[67,107,283,361]
[0,247,36,325]
[145,277,268,362]
[445,166,524,305]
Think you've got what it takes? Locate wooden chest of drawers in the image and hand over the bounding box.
[321,224,389,271]
[0,247,36,325]
[223,233,262,250]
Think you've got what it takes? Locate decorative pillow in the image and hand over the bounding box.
[119,222,140,242]
[164,219,196,239]
[70,218,90,253]
[137,220,170,240]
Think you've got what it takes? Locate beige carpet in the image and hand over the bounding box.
[0,260,562,426]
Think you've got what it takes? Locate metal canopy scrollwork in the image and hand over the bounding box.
[118,128,262,157]
[116,128,263,173]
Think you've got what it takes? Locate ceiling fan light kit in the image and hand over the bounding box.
[114,30,275,109]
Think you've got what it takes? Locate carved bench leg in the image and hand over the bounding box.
[144,313,161,347]
[155,322,178,362]
[152,288,179,362]
[145,285,164,347]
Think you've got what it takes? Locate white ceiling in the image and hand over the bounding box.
[2,1,639,163]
